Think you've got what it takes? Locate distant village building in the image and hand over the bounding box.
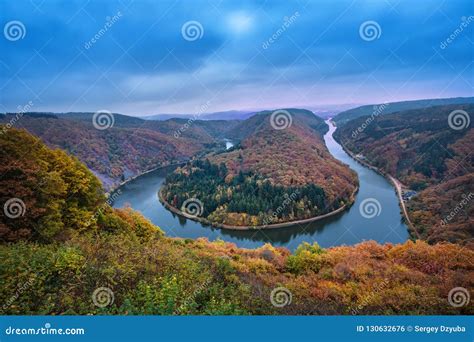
[402,190,417,201]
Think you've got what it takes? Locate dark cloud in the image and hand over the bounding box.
[1,0,472,114]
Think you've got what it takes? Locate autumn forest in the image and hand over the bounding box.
[1,100,473,316]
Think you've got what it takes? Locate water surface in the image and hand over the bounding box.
[112,120,409,251]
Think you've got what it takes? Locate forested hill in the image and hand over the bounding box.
[0,112,238,190]
[333,97,474,126]
[1,126,473,315]
[225,108,329,141]
[334,104,473,246]
[162,109,358,227]
[215,109,351,192]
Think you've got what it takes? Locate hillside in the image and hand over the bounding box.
[333,97,474,126]
[1,126,473,315]
[0,113,238,190]
[162,109,358,227]
[334,104,474,245]
[141,110,255,121]
[0,128,104,242]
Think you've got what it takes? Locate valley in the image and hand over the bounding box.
[0,112,238,190]
[160,109,358,228]
[334,103,474,246]
[1,100,472,315]
[112,118,408,250]
[2,0,473,329]
[1,124,472,315]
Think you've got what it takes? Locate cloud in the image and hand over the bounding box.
[0,0,472,115]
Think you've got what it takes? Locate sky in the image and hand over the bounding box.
[0,0,473,116]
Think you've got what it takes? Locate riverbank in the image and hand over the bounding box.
[106,162,183,196]
[158,186,358,230]
[113,121,409,249]
[107,137,237,195]
[334,135,419,238]
[388,175,419,238]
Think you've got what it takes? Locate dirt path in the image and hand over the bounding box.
[338,138,421,240]
[388,175,420,239]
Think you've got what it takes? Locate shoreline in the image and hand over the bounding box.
[156,121,359,231]
[107,140,231,195]
[388,175,419,238]
[158,186,358,230]
[107,162,183,196]
[335,138,418,237]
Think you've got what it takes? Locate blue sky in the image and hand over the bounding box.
[1,0,473,115]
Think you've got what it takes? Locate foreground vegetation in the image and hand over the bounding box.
[1,127,473,315]
[3,230,473,315]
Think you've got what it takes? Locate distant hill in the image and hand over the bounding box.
[225,108,329,141]
[334,103,473,245]
[0,112,238,190]
[144,118,239,140]
[142,110,256,121]
[201,110,256,121]
[306,103,365,119]
[60,112,145,126]
[333,97,474,125]
[162,109,357,227]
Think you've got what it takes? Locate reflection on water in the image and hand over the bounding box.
[112,120,409,251]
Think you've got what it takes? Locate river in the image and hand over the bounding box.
[112,120,409,251]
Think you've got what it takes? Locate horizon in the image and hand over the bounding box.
[5,95,474,118]
[1,0,473,116]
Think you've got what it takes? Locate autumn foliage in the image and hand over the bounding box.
[0,128,104,242]
[163,110,358,226]
[1,126,472,316]
[0,113,235,190]
[335,104,474,246]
